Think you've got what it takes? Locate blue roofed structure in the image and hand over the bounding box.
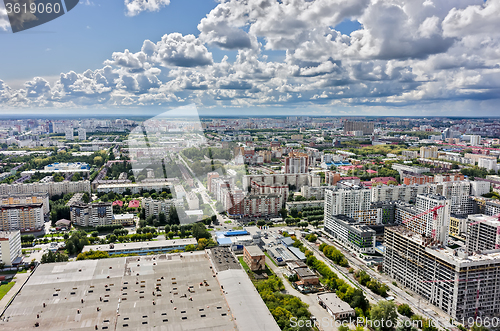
[217,237,233,246]
[224,230,249,236]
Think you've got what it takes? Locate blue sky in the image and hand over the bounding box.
[0,0,499,116]
[0,0,217,86]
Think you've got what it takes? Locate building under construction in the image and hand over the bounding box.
[384,226,500,322]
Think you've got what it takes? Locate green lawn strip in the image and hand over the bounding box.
[0,282,15,301]
[238,257,251,273]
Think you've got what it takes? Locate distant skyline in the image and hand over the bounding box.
[1,0,499,116]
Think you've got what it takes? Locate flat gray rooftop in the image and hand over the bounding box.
[208,247,241,273]
[1,252,237,331]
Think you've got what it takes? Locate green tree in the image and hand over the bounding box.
[370,301,398,331]
[41,251,69,263]
[192,223,210,240]
[279,208,287,220]
[397,304,413,318]
[158,212,167,224]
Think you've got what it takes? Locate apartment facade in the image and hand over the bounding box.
[141,198,183,220]
[0,230,22,265]
[466,214,500,253]
[395,194,451,246]
[384,226,500,321]
[242,194,281,217]
[0,180,91,197]
[70,202,113,227]
[0,193,50,214]
[0,203,44,232]
[324,214,376,254]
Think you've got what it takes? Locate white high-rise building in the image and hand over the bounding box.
[470,135,481,146]
[65,128,74,140]
[0,230,21,266]
[427,181,473,215]
[478,158,498,173]
[78,128,86,141]
[325,187,380,224]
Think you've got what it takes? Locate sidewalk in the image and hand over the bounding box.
[0,271,30,313]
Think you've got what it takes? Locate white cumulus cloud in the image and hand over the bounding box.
[124,0,170,17]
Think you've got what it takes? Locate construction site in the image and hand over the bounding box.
[384,225,500,322]
[0,249,280,331]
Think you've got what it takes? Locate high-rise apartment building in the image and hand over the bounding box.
[0,181,91,197]
[0,230,21,265]
[284,152,309,174]
[395,194,450,246]
[0,193,50,214]
[140,198,183,220]
[466,214,500,253]
[325,187,380,224]
[65,128,74,140]
[420,146,438,159]
[0,203,44,232]
[77,128,86,141]
[384,226,500,321]
[70,202,113,227]
[343,121,374,135]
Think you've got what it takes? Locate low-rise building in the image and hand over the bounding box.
[243,245,266,271]
[112,214,135,226]
[285,200,324,212]
[317,293,355,320]
[82,238,198,255]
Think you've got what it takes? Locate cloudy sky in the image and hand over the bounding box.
[0,0,499,116]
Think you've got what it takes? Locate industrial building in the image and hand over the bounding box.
[324,214,376,254]
[317,293,356,319]
[82,238,197,255]
[0,230,22,265]
[243,245,265,271]
[384,226,500,321]
[0,251,280,331]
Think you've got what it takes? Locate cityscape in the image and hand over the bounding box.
[0,115,498,331]
[1,0,500,331]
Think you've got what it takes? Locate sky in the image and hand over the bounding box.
[0,0,499,117]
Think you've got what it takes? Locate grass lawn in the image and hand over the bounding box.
[238,257,250,273]
[0,282,15,301]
